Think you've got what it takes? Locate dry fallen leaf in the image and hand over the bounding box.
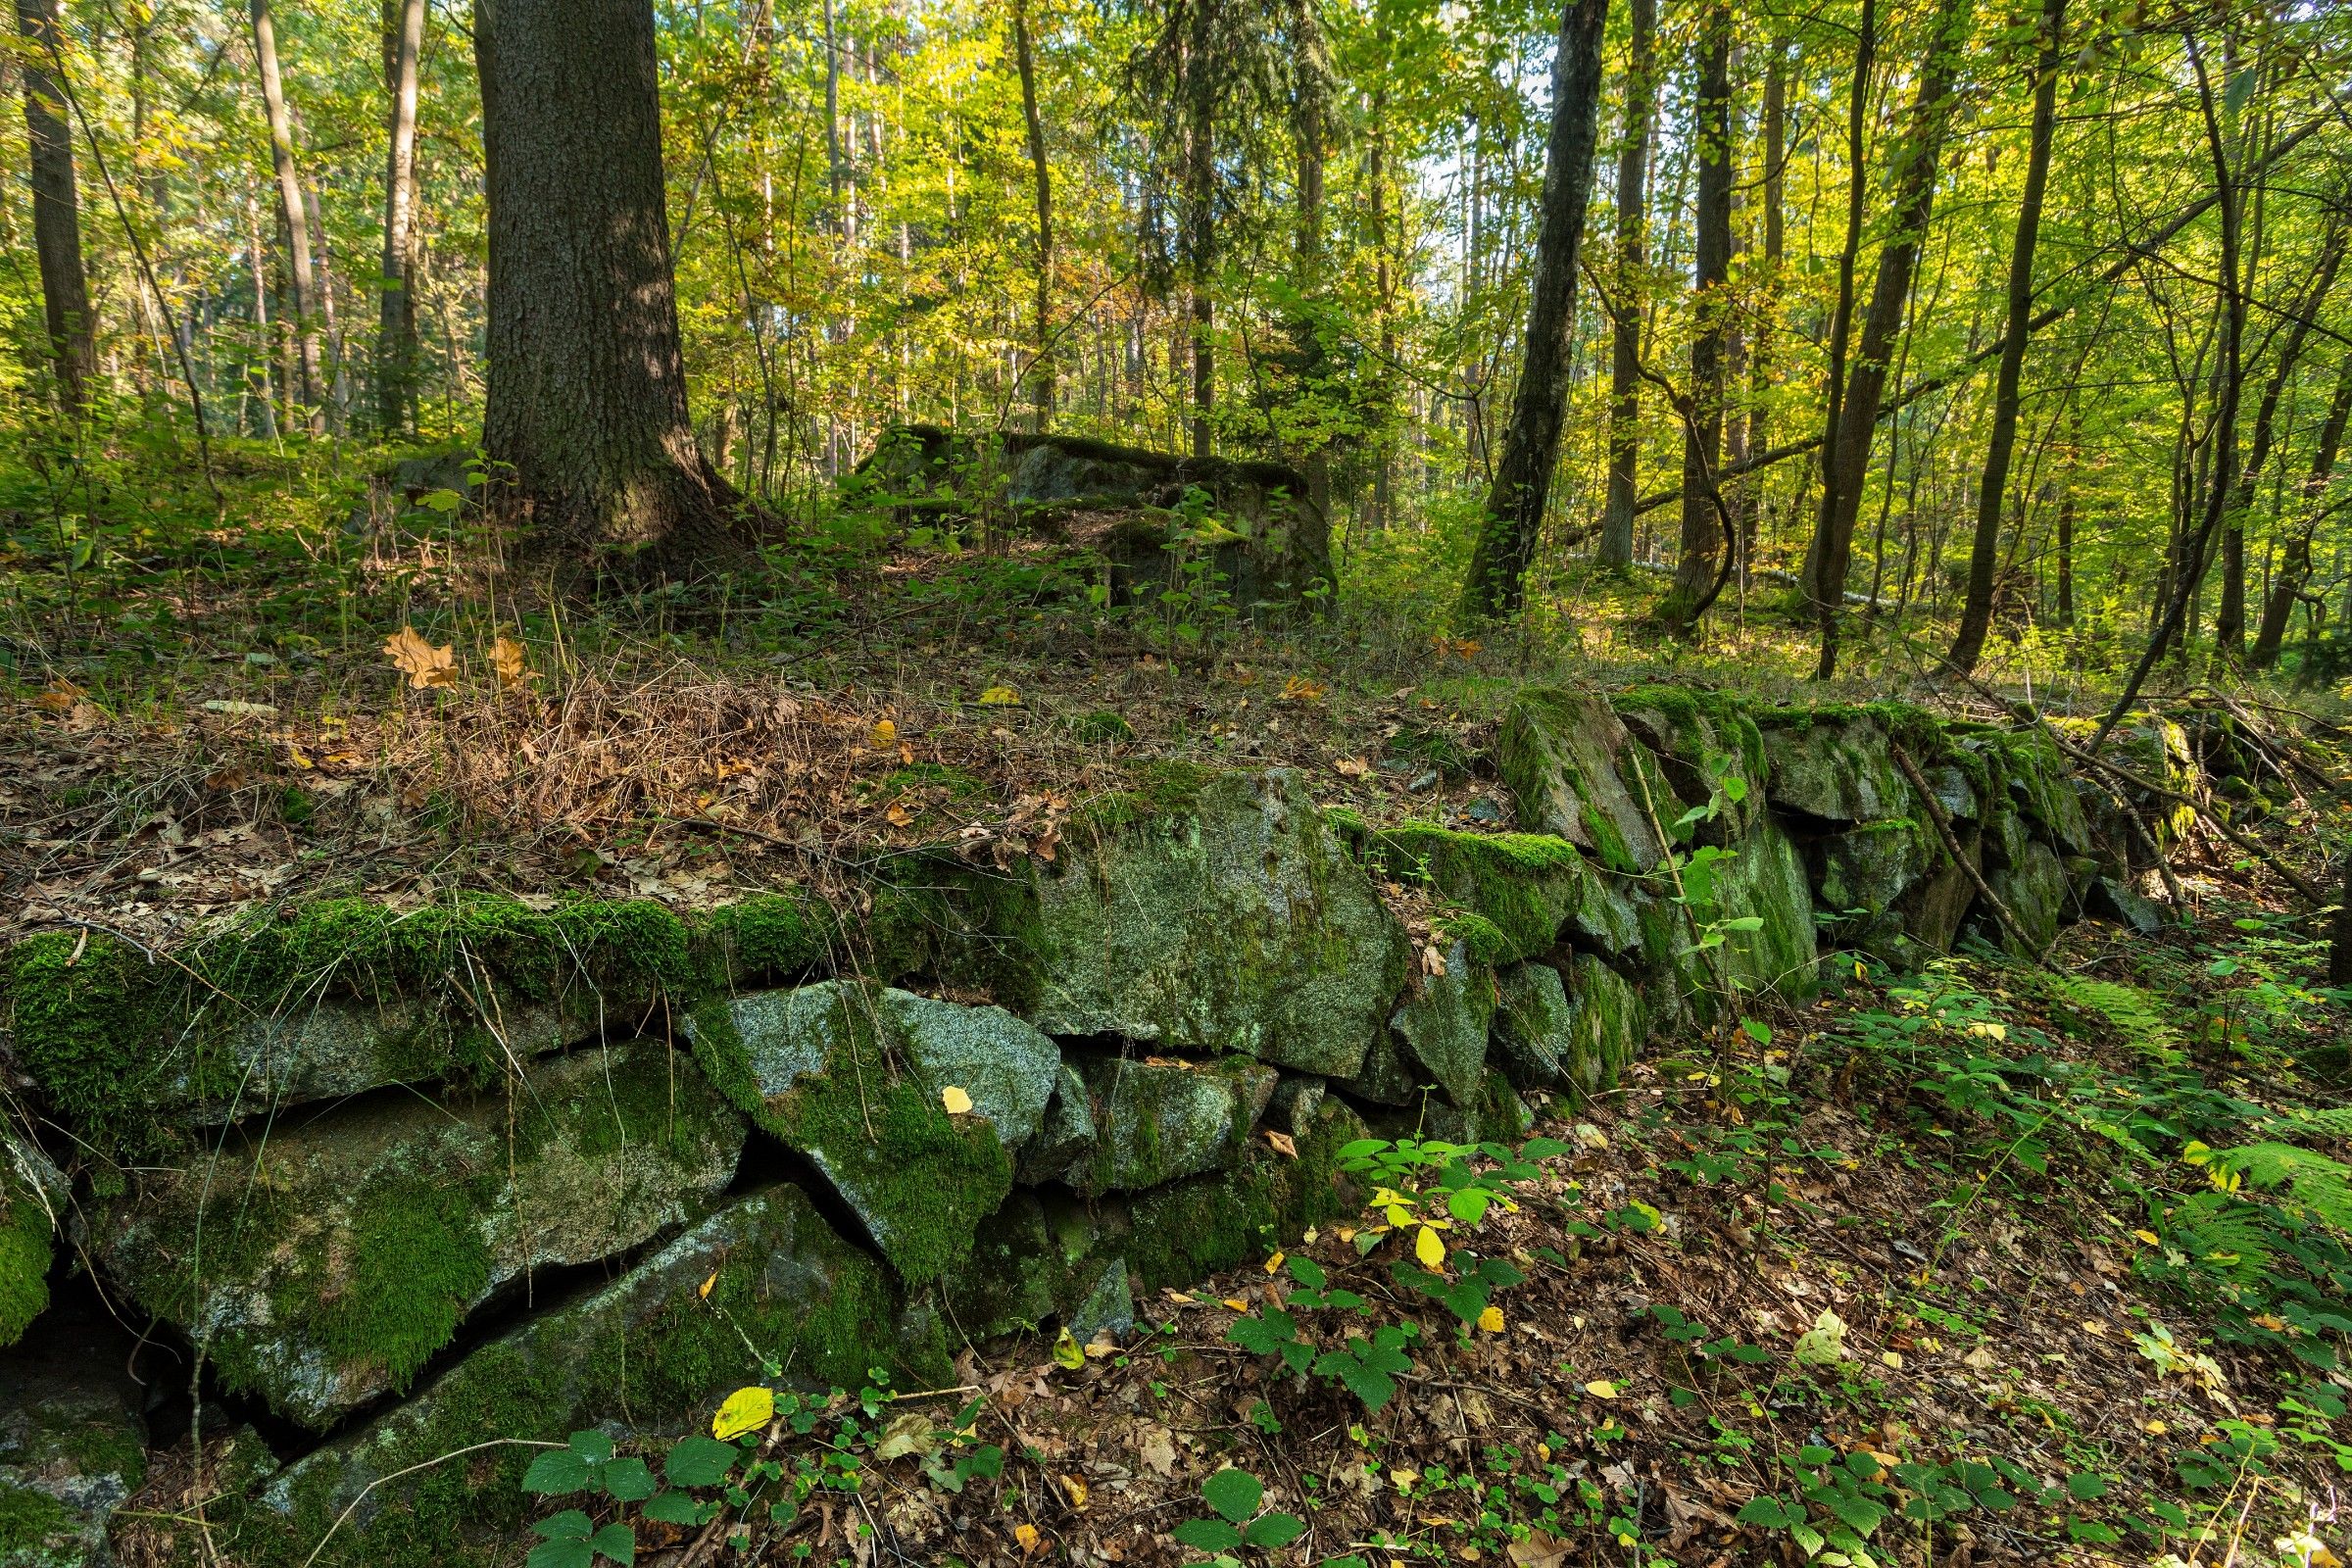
[1136,1424,1177,1477]
[1013,1523,1043,1555]
[1265,1130,1298,1158]
[941,1086,974,1115]
[1280,674,1326,702]
[1584,1380,1618,1399]
[698,1271,718,1300]
[1478,1305,1505,1334]
[978,685,1021,706]
[490,635,534,687]
[383,625,457,690]
[1332,756,1371,778]
[1058,1473,1088,1509]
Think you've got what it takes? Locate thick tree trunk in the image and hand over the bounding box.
[2251,355,2352,668]
[251,0,323,432]
[377,0,425,435]
[1596,0,1655,566]
[1805,0,1971,678]
[1947,0,2065,676]
[1011,0,1054,430]
[475,0,750,570]
[1653,0,1733,632]
[1453,0,1609,621]
[17,0,94,415]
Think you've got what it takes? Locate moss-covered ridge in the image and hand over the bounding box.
[3,888,840,1157]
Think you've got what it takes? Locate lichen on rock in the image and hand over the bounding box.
[1021,768,1409,1077]
[89,1038,744,1428]
[686,979,1044,1282]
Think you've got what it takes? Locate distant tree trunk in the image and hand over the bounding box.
[251,0,323,431]
[1289,0,1332,521]
[2251,355,2352,668]
[1652,0,1733,633]
[1947,0,2065,676]
[1453,0,1609,621]
[1011,0,1054,429]
[1367,44,1394,531]
[1750,39,1786,554]
[17,0,95,415]
[1596,0,1655,566]
[822,0,845,230]
[2094,38,2245,748]
[1805,0,1971,679]
[475,0,750,570]
[2216,224,2343,659]
[1185,0,1217,457]
[1807,0,1877,605]
[377,0,425,435]
[2055,404,2081,625]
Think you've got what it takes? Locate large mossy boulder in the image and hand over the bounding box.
[854,425,1334,610]
[1387,937,1497,1108]
[1123,1098,1368,1292]
[1699,816,1819,999]
[249,1184,928,1568]
[1031,1054,1279,1194]
[0,1138,61,1349]
[1023,767,1409,1078]
[1610,686,1770,844]
[1753,710,1914,825]
[686,981,1057,1282]
[1498,690,1668,873]
[1358,823,1640,964]
[89,1040,746,1429]
[0,1323,145,1568]
[1493,959,1643,1101]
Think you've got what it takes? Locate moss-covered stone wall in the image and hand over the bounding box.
[0,687,2178,1567]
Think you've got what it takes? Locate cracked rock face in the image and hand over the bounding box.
[1022,769,1410,1079]
[89,1039,744,1429]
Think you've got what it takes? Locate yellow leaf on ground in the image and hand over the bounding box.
[711,1386,775,1441]
[941,1086,974,1115]
[872,717,898,747]
[698,1271,718,1300]
[383,625,457,689]
[1584,1380,1617,1399]
[1333,756,1371,778]
[1478,1305,1505,1334]
[1415,1226,1446,1269]
[1265,1130,1298,1158]
[1013,1522,1043,1555]
[1263,1251,1285,1275]
[490,635,533,687]
[1052,1326,1084,1370]
[978,685,1021,706]
[1059,1473,1088,1509]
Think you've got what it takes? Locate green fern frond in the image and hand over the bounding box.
[2044,974,2182,1059]
[2165,1192,2279,1285]
[2213,1143,2352,1233]
[2278,1106,2352,1143]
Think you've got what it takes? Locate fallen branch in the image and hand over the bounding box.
[1890,744,2051,965]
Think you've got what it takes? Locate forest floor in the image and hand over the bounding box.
[14,442,2352,1567]
[0,440,2162,951]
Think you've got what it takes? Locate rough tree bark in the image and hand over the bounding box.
[17,0,95,415]
[1011,0,1054,429]
[251,0,323,431]
[1596,0,1655,567]
[1453,0,1609,622]
[1652,0,1733,634]
[2250,356,2352,669]
[376,0,425,434]
[1288,0,1332,522]
[474,0,751,571]
[1804,0,1972,678]
[1947,0,2066,676]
